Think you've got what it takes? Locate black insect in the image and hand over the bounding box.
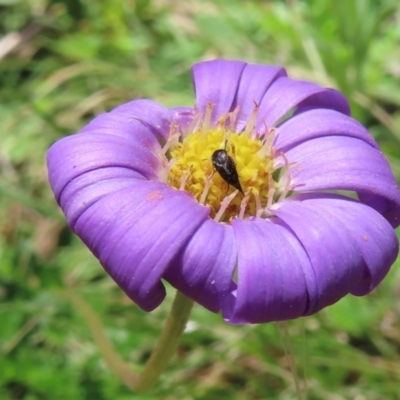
[211,148,244,194]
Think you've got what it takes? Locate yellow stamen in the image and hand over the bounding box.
[163,109,289,222]
[255,193,263,218]
[214,190,239,222]
[244,102,259,135]
[258,127,276,159]
[203,102,214,133]
[229,107,239,131]
[179,165,192,191]
[267,174,276,210]
[199,171,214,205]
[239,192,251,220]
[278,152,293,202]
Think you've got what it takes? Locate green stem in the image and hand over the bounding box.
[64,289,194,392]
[135,290,194,392]
[63,290,137,390]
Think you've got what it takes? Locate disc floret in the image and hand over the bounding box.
[165,108,277,221]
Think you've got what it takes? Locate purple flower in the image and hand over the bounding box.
[47,60,400,324]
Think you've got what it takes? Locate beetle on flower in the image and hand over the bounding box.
[47,59,400,324]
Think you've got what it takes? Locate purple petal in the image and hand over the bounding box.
[47,132,162,201]
[169,106,196,137]
[224,217,311,324]
[73,180,209,311]
[272,199,363,314]
[274,109,378,152]
[272,195,398,312]
[232,64,287,132]
[165,219,237,312]
[80,112,162,151]
[256,77,351,132]
[57,167,145,227]
[293,89,350,117]
[111,99,172,140]
[358,192,400,228]
[288,194,398,295]
[192,60,246,124]
[283,135,400,225]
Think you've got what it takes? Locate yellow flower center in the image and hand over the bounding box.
[161,106,285,222]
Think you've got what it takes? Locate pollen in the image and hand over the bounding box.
[164,107,280,222]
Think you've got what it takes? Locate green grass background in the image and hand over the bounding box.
[1,0,400,399]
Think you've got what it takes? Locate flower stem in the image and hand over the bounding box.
[135,290,194,392]
[63,290,137,390]
[63,289,193,392]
